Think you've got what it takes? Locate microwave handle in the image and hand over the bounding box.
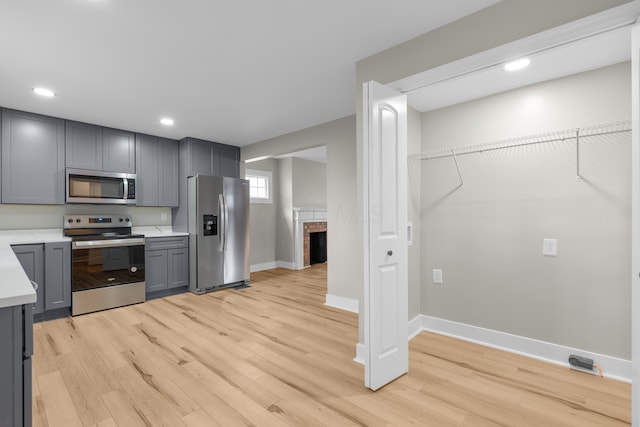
[123,179,129,200]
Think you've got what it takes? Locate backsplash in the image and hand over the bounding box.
[0,205,172,230]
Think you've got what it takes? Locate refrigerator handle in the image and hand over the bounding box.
[218,193,225,252]
[223,194,229,252]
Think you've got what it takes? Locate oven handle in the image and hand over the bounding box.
[72,238,145,249]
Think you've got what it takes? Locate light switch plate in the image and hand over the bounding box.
[543,238,558,256]
[433,269,443,284]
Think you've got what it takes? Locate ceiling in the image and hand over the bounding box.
[404,25,632,112]
[0,0,500,147]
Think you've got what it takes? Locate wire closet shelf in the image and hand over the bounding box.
[411,119,631,161]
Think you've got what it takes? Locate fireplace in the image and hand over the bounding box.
[293,208,327,269]
[304,222,327,266]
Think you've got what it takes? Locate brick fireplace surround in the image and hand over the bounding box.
[303,221,327,266]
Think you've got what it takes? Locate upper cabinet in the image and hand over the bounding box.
[135,134,179,207]
[1,109,65,204]
[66,121,135,173]
[182,137,240,178]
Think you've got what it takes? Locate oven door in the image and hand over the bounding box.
[71,238,145,292]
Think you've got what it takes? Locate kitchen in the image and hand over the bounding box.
[1,0,639,426]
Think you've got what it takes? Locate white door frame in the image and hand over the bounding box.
[631,21,640,427]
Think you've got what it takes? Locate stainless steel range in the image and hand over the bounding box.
[64,214,145,316]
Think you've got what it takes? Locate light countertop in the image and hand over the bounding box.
[133,226,189,238]
[0,229,70,309]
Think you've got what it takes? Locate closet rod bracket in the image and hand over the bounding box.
[451,149,464,189]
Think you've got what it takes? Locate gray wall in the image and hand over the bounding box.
[292,158,327,208]
[420,62,631,359]
[276,158,294,264]
[241,115,358,300]
[242,158,278,267]
[354,0,630,346]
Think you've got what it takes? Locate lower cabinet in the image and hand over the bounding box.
[145,236,188,296]
[0,303,33,427]
[12,242,71,319]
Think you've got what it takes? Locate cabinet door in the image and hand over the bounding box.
[0,306,25,427]
[145,250,168,293]
[135,134,160,206]
[159,138,179,207]
[167,248,188,289]
[187,138,214,175]
[12,245,44,315]
[65,120,103,170]
[44,242,71,310]
[2,109,65,204]
[103,128,136,173]
[216,144,240,178]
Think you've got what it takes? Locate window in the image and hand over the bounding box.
[246,169,272,204]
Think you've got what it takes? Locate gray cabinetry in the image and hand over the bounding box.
[0,304,32,427]
[145,236,188,295]
[135,134,179,207]
[1,109,65,205]
[44,242,71,310]
[12,242,71,318]
[182,137,240,178]
[66,121,135,173]
[12,245,44,315]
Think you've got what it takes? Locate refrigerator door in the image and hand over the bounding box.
[222,177,250,284]
[188,175,224,293]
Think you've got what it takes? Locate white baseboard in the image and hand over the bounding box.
[250,261,295,272]
[325,294,359,313]
[250,262,277,272]
[420,315,631,382]
[276,261,295,270]
[353,314,632,382]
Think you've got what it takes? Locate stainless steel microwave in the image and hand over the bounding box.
[66,168,137,205]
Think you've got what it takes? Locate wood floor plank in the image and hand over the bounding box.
[32,263,630,427]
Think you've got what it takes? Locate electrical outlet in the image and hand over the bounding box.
[543,238,558,256]
[432,269,443,284]
[161,212,168,222]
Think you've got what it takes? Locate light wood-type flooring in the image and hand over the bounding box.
[33,264,631,426]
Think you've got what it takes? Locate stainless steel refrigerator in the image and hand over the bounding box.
[187,175,250,293]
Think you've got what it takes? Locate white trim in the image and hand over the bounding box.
[389,2,640,95]
[250,261,295,272]
[420,315,632,382]
[276,261,295,270]
[354,315,631,382]
[325,294,358,313]
[354,343,366,365]
[631,21,640,425]
[250,262,278,273]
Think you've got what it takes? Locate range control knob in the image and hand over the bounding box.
[119,218,124,222]
[76,218,81,223]
[125,218,130,222]
[67,218,73,224]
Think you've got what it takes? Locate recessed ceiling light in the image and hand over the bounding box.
[160,118,174,126]
[33,87,55,97]
[504,58,530,71]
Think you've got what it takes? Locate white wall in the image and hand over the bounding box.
[292,158,327,208]
[420,62,631,359]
